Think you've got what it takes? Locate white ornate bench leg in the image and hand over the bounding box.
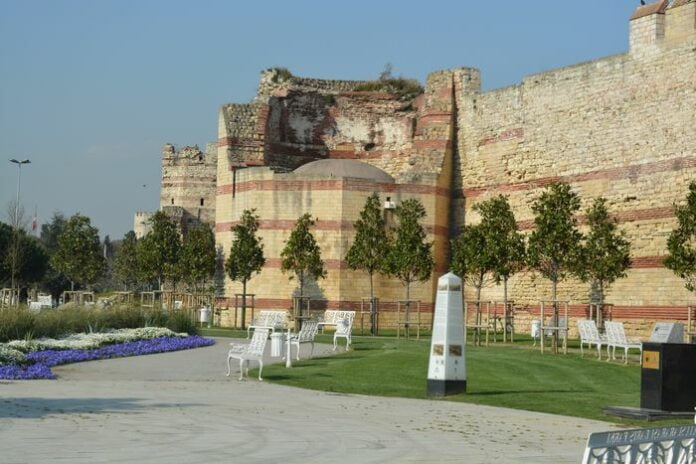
[333,334,338,351]
[226,353,232,377]
[296,343,300,361]
[580,342,584,357]
[247,327,251,339]
[258,360,264,381]
[346,335,351,351]
[238,358,245,380]
[597,344,602,360]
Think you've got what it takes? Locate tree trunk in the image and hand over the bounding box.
[369,271,374,301]
[71,280,75,291]
[551,278,558,354]
[475,283,482,345]
[503,276,509,341]
[241,280,247,330]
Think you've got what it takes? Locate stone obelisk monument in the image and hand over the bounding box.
[427,272,466,396]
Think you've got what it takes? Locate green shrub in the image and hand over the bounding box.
[0,305,198,342]
[268,67,293,83]
[354,78,423,100]
[166,309,198,335]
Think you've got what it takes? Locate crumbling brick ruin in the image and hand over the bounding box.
[159,1,695,335]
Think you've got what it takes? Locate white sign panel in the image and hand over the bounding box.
[649,323,684,344]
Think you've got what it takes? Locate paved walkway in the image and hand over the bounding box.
[0,338,618,463]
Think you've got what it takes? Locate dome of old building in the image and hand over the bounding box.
[293,159,395,183]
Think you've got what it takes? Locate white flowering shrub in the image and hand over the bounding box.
[5,327,186,353]
[0,346,27,366]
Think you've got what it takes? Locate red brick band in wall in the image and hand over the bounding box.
[462,156,696,199]
[216,179,449,197]
[215,297,435,313]
[515,206,675,230]
[215,219,448,238]
[213,298,690,320]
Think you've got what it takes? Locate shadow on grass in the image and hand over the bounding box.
[468,389,592,396]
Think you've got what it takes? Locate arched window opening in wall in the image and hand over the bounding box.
[200,198,204,206]
[171,198,174,205]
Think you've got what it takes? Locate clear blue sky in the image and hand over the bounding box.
[0,0,638,239]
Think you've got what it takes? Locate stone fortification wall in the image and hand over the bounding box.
[255,68,371,100]
[160,143,217,231]
[133,212,153,239]
[456,0,696,333]
[215,70,459,325]
[214,165,447,325]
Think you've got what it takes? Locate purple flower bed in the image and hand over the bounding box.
[0,336,214,380]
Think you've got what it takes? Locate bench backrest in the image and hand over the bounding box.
[297,320,319,342]
[335,311,356,336]
[37,295,52,306]
[246,328,270,357]
[605,321,628,344]
[255,310,287,328]
[577,320,601,342]
[321,310,342,324]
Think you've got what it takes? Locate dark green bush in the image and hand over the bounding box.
[0,305,199,342]
[354,78,423,100]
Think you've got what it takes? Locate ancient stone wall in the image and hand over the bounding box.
[205,1,696,336]
[160,143,217,232]
[456,0,696,330]
[133,212,153,239]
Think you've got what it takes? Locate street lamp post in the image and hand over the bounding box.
[9,159,31,222]
[8,158,31,305]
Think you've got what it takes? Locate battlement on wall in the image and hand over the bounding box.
[630,0,696,55]
[162,143,216,167]
[255,68,373,100]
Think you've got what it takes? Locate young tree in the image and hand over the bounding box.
[346,193,390,301]
[578,197,631,307]
[281,213,326,299]
[474,195,526,310]
[50,214,106,291]
[113,231,140,290]
[665,181,696,297]
[527,183,583,352]
[5,200,28,297]
[0,222,47,289]
[39,212,71,298]
[225,210,265,329]
[180,224,216,293]
[137,211,181,290]
[386,198,433,303]
[450,223,495,304]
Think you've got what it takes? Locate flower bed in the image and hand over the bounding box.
[0,335,214,380]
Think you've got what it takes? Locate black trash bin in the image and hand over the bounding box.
[641,342,696,412]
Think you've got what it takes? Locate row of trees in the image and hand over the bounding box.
[113,211,217,292]
[0,211,109,298]
[451,183,632,308]
[219,198,434,326]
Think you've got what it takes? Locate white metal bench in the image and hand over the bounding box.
[333,311,356,351]
[317,310,342,333]
[287,320,319,361]
[227,328,270,380]
[605,321,642,364]
[577,319,606,359]
[247,310,287,338]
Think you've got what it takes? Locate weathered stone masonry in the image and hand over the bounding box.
[164,1,695,335]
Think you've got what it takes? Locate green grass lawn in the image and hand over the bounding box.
[200,327,687,426]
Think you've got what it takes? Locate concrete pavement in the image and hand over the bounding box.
[0,337,617,463]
